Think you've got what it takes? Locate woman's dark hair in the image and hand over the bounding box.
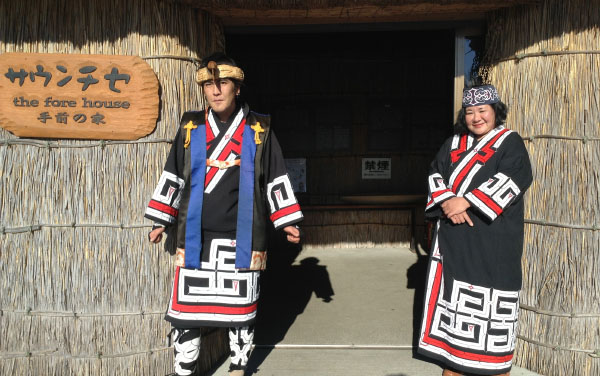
[454,101,508,135]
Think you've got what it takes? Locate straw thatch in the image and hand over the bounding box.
[302,209,413,249]
[0,0,228,375]
[482,0,600,374]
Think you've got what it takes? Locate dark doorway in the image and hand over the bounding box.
[227,28,455,205]
[220,27,456,374]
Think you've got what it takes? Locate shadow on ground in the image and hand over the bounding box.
[247,229,335,374]
[406,226,447,372]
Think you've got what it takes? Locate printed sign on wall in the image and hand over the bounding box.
[0,52,159,140]
[362,157,391,179]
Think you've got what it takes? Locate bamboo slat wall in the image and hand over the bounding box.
[483,1,600,375]
[0,0,227,375]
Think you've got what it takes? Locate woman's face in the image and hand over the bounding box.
[465,104,496,140]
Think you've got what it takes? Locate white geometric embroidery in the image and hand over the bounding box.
[267,174,296,211]
[152,171,185,206]
[429,277,519,356]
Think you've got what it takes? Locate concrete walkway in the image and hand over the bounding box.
[207,247,541,376]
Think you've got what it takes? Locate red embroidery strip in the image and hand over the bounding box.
[450,135,468,163]
[170,267,258,314]
[452,129,509,194]
[270,203,301,222]
[431,189,452,200]
[472,189,503,215]
[204,118,246,188]
[421,261,514,363]
[205,110,215,144]
[148,199,178,217]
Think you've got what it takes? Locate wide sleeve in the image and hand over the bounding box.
[144,128,186,227]
[263,131,303,230]
[426,138,456,214]
[464,132,533,221]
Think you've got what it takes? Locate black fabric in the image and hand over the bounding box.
[428,130,533,292]
[145,103,303,261]
[202,104,245,232]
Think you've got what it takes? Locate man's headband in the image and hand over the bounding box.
[196,61,244,84]
[462,84,500,107]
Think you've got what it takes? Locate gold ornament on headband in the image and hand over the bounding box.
[196,61,245,84]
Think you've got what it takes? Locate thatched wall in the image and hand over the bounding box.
[483,0,600,375]
[0,0,227,375]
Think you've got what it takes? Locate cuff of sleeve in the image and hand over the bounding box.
[426,190,456,211]
[464,190,501,221]
[274,217,303,231]
[144,213,172,228]
[434,190,456,204]
[271,204,303,229]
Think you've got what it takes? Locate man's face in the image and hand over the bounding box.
[202,78,239,120]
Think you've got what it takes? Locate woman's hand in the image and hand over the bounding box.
[441,197,471,217]
[283,225,301,244]
[148,226,166,243]
[448,212,474,227]
[441,197,473,226]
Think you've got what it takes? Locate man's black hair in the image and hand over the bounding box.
[199,52,243,90]
[200,52,238,68]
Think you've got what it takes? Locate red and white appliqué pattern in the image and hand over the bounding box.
[205,108,245,194]
[448,127,512,197]
[465,172,521,221]
[426,127,515,216]
[146,171,185,224]
[167,238,259,324]
[426,173,456,211]
[267,174,302,229]
[419,232,519,372]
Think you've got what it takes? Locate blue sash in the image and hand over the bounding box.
[185,124,206,269]
[185,122,256,269]
[235,125,256,268]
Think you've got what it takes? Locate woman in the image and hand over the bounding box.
[418,84,533,376]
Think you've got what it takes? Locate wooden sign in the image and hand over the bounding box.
[0,53,159,140]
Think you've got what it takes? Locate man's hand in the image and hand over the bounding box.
[148,226,166,243]
[283,225,301,244]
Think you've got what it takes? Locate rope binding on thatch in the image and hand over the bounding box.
[0,346,171,360]
[0,326,221,360]
[493,49,600,63]
[0,138,173,148]
[2,132,599,151]
[517,334,600,358]
[141,54,203,68]
[1,308,163,317]
[3,217,600,234]
[520,304,600,318]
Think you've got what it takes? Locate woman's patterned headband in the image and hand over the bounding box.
[462,85,500,107]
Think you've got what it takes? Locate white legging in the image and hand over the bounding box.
[172,326,254,376]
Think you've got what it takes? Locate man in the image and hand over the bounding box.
[145,52,303,376]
